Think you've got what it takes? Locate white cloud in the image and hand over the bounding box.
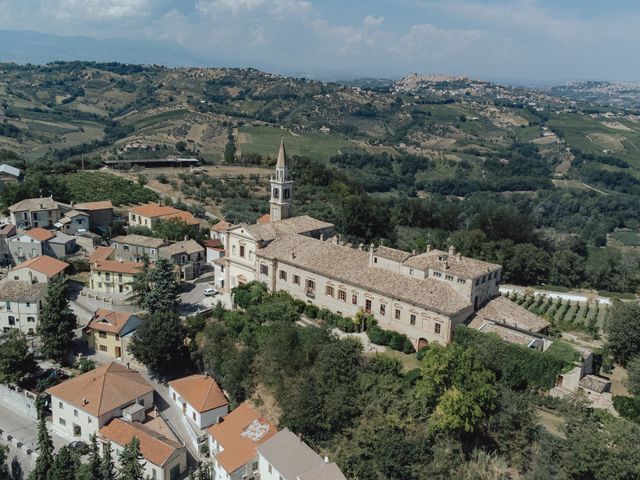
[52,0,153,20]
[363,14,384,27]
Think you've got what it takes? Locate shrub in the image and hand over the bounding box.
[416,346,429,361]
[304,304,319,319]
[75,358,95,373]
[366,326,415,353]
[613,396,640,424]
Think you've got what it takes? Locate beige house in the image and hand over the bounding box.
[99,418,187,480]
[90,260,143,294]
[0,280,48,335]
[83,309,143,359]
[111,234,167,262]
[9,255,69,284]
[47,362,154,442]
[128,203,199,230]
[208,402,276,480]
[9,197,62,229]
[159,239,205,280]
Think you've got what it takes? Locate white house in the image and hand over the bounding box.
[0,280,47,335]
[256,428,346,480]
[99,417,187,480]
[8,255,69,284]
[46,362,154,442]
[168,373,229,445]
[207,402,276,480]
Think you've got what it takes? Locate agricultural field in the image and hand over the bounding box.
[609,229,640,246]
[504,291,609,338]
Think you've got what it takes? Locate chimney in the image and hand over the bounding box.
[358,243,364,251]
[448,245,455,256]
[291,251,296,260]
[369,243,375,266]
[320,234,324,241]
[324,455,329,463]
[426,244,432,253]
[82,398,88,405]
[204,371,209,378]
[184,235,188,241]
[411,249,416,255]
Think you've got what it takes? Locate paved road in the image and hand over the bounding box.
[0,402,68,475]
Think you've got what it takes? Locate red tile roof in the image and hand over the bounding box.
[13,256,68,277]
[92,260,143,275]
[210,220,233,232]
[256,213,271,225]
[90,246,115,262]
[168,374,228,413]
[129,203,180,218]
[75,201,113,210]
[24,227,56,242]
[87,309,135,334]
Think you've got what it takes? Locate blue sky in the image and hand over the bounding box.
[0,0,638,82]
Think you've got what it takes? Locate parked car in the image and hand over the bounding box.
[68,441,89,455]
[203,287,218,296]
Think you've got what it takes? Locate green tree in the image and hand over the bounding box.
[100,442,116,480]
[175,141,187,152]
[118,437,145,480]
[0,444,9,480]
[416,343,497,435]
[49,446,79,480]
[606,301,640,365]
[28,415,54,480]
[153,218,200,241]
[130,257,179,314]
[128,311,189,380]
[626,356,640,397]
[37,280,76,362]
[0,330,36,384]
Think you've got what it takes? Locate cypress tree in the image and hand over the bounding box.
[28,415,54,480]
[49,446,79,480]
[118,437,145,480]
[100,441,116,480]
[130,257,179,314]
[37,280,77,362]
[87,435,101,479]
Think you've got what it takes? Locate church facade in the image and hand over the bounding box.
[219,140,502,348]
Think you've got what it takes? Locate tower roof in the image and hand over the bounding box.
[276,138,287,168]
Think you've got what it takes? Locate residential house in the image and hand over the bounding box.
[0,164,23,183]
[168,374,229,433]
[257,428,345,480]
[90,246,115,262]
[210,220,234,244]
[9,256,69,284]
[159,239,205,280]
[8,228,56,263]
[47,231,77,259]
[203,239,225,289]
[0,224,17,267]
[56,210,90,235]
[83,309,143,359]
[111,235,167,263]
[9,197,62,229]
[99,418,187,480]
[90,259,143,294]
[208,402,276,480]
[128,203,199,230]
[0,281,48,335]
[47,362,154,442]
[73,201,114,231]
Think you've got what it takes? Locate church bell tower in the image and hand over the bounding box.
[269,138,294,222]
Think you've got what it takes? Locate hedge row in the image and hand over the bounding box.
[453,326,573,390]
[367,325,415,354]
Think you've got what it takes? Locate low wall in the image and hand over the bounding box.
[0,384,38,420]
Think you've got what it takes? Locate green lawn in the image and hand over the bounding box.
[238,125,354,161]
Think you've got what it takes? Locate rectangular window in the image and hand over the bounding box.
[395,309,401,320]
[305,279,315,291]
[279,270,287,281]
[338,290,346,301]
[118,274,123,282]
[260,264,269,275]
[380,304,386,316]
[268,465,272,474]
[445,275,453,281]
[99,332,107,339]
[365,299,372,313]
[239,245,245,258]
[59,401,63,409]
[59,418,66,426]
[325,285,334,297]
[99,345,108,352]
[293,275,300,285]
[74,409,78,417]
[26,302,30,307]
[5,301,10,310]
[435,323,441,334]
[410,314,416,326]
[252,461,258,471]
[351,294,358,305]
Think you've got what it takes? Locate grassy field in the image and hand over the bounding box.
[237,126,354,161]
[610,230,640,246]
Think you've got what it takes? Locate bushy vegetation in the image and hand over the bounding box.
[60,171,158,205]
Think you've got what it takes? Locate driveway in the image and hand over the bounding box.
[178,282,232,316]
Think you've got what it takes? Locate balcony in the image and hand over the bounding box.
[304,288,315,299]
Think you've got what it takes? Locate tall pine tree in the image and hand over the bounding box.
[37,280,76,362]
[49,446,79,480]
[118,437,145,480]
[28,414,53,480]
[130,257,179,314]
[100,441,116,480]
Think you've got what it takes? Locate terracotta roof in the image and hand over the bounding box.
[92,260,143,275]
[75,201,113,211]
[470,296,549,333]
[257,234,471,316]
[9,197,59,212]
[256,429,326,480]
[168,374,228,413]
[210,220,233,232]
[238,215,334,242]
[402,248,501,279]
[24,227,56,242]
[202,239,223,249]
[99,418,182,467]
[87,309,134,334]
[0,280,48,302]
[159,240,204,257]
[112,234,166,249]
[46,362,154,416]
[160,210,200,226]
[208,403,276,474]
[90,246,115,262]
[13,256,69,277]
[256,213,271,225]
[129,203,180,218]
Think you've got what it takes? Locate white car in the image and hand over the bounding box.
[203,287,219,297]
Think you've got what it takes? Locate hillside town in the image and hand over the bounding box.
[0,140,619,479]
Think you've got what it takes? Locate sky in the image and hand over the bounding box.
[0,0,639,83]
